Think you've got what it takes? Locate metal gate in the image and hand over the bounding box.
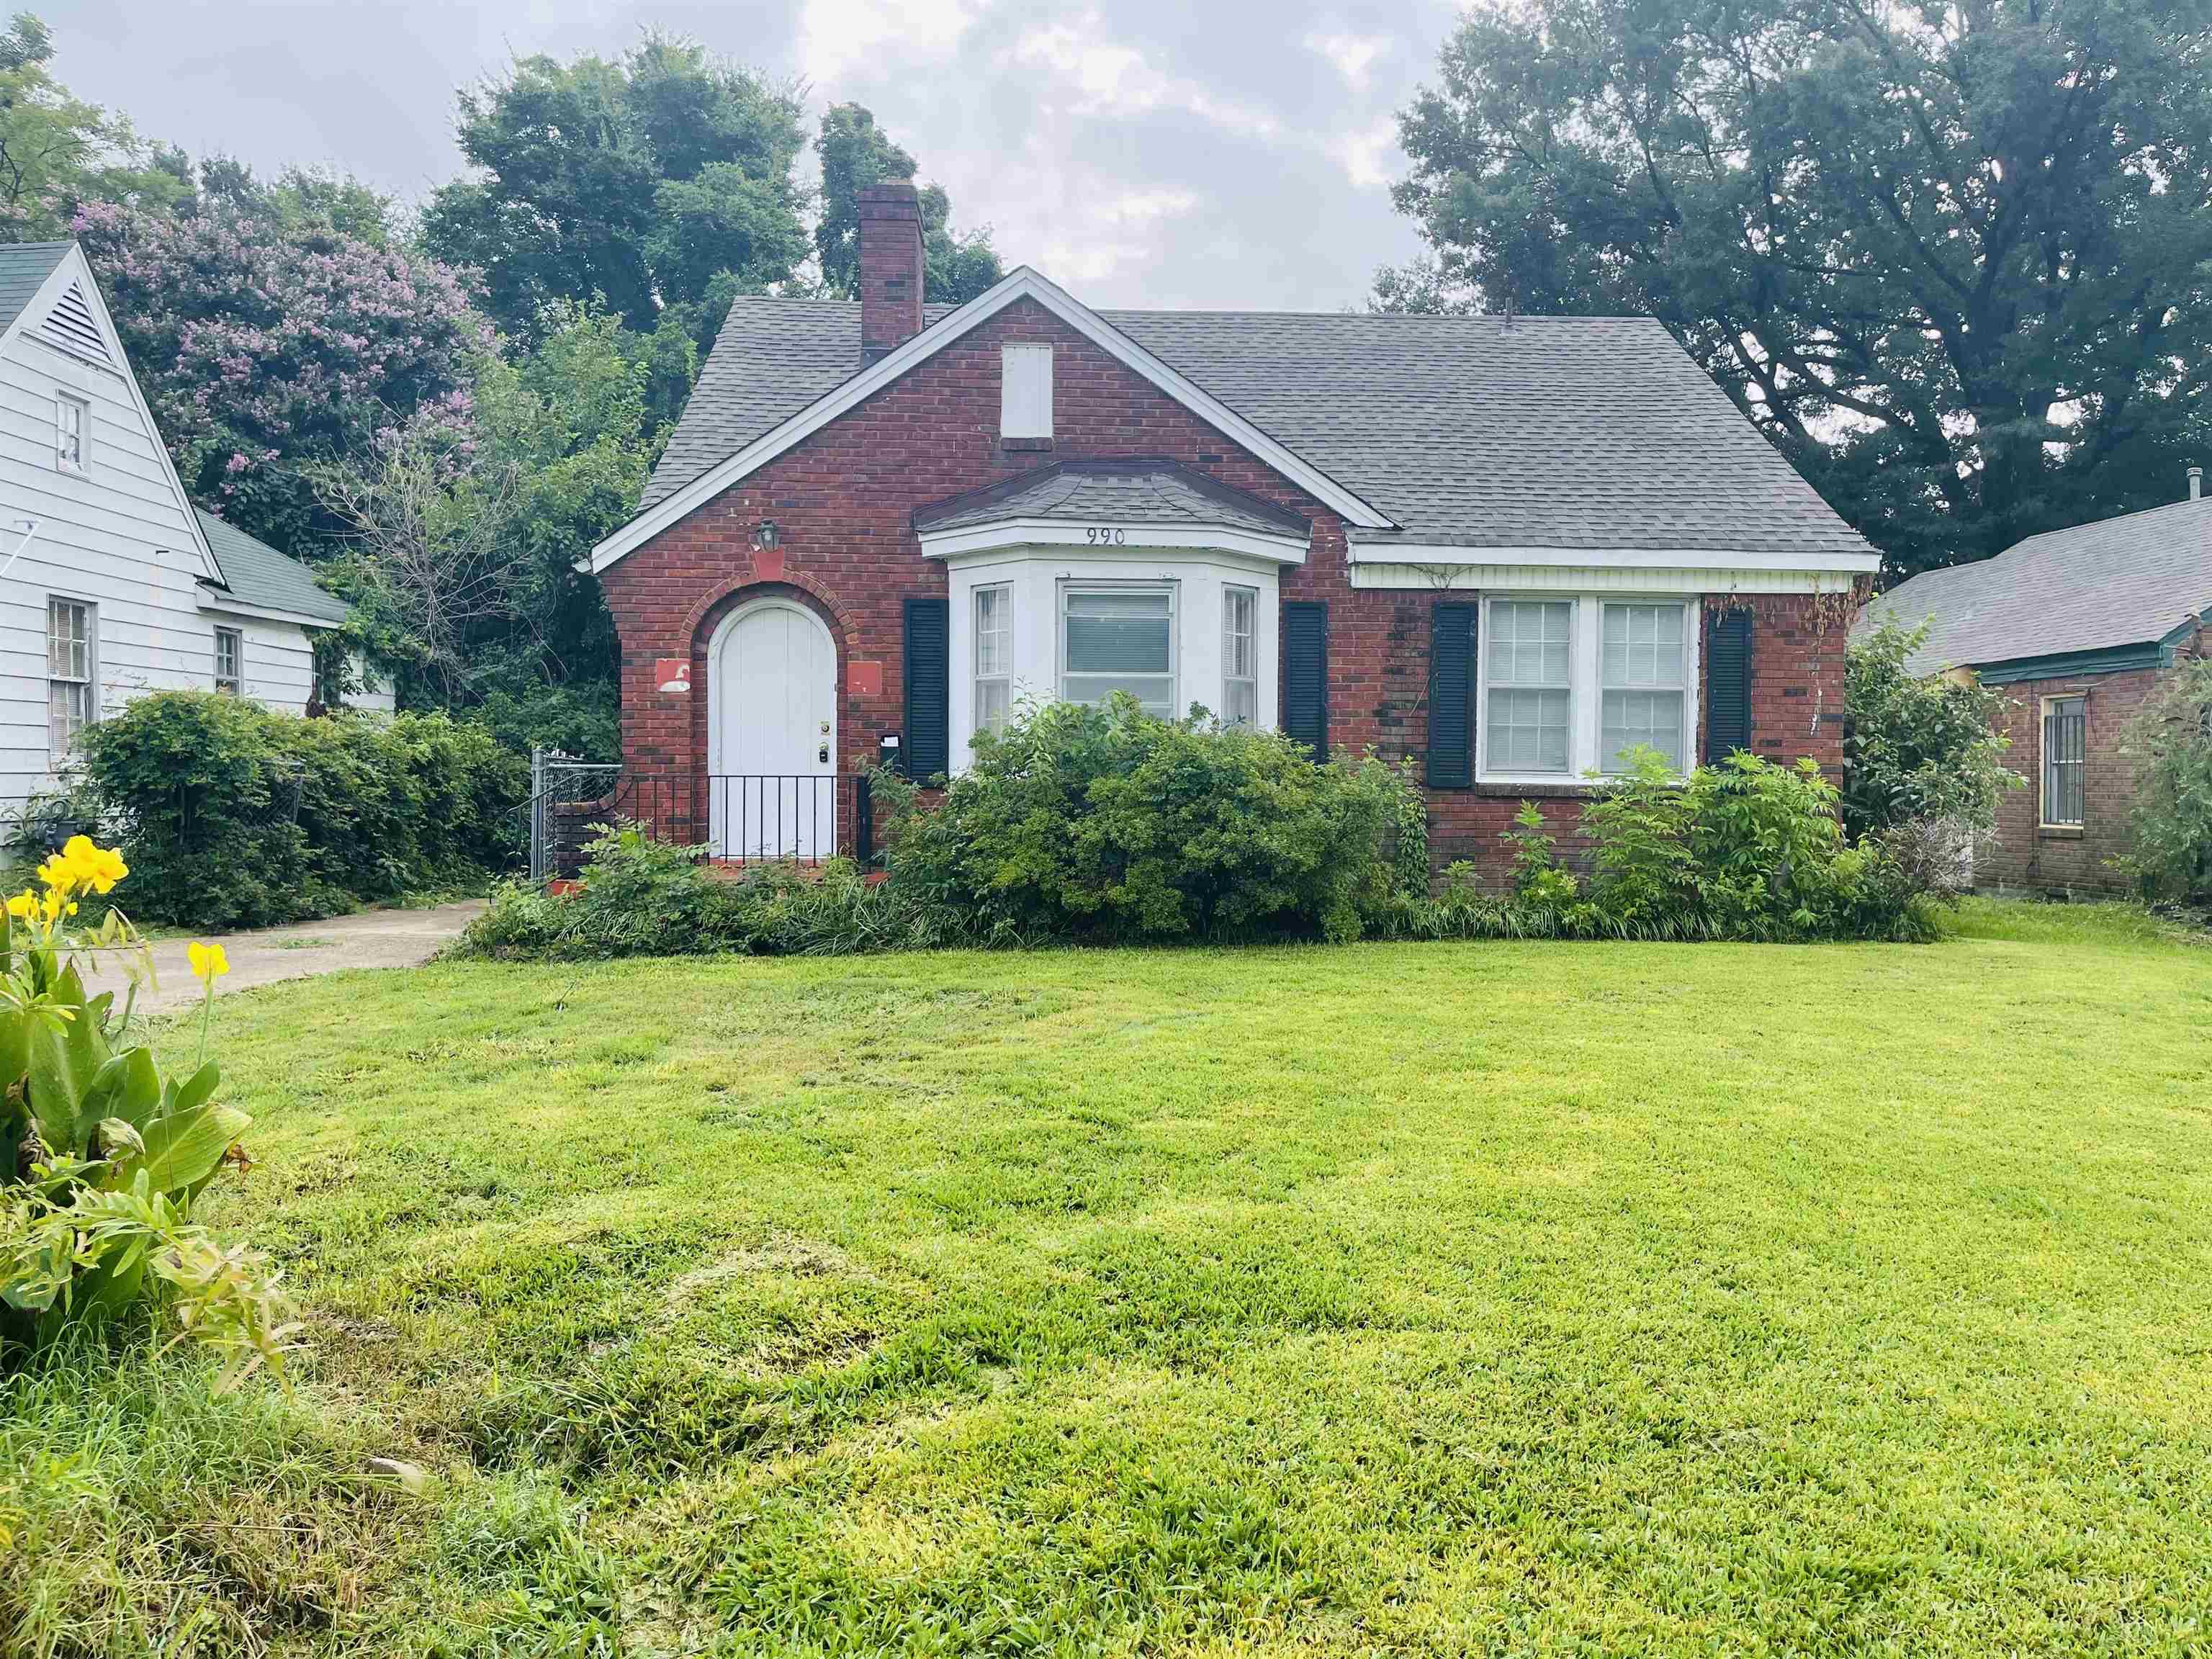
[526,748,620,885]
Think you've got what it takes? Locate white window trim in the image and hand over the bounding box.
[55,390,88,475]
[1222,583,1258,725]
[1058,579,1178,717]
[973,584,1011,736]
[47,595,96,761]
[1001,342,1053,439]
[214,624,245,696]
[1476,593,1700,784]
[2039,693,2087,830]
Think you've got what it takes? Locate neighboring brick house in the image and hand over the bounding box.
[1858,482,2212,894]
[588,181,1879,882]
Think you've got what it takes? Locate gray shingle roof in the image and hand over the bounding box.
[1857,498,2212,673]
[194,508,352,626]
[644,294,1874,557]
[0,241,70,337]
[914,458,1309,539]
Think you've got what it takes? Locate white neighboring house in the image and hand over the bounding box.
[0,239,389,819]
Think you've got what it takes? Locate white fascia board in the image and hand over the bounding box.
[15,247,232,590]
[195,585,343,631]
[1351,541,1881,575]
[919,518,1308,565]
[1349,562,1856,595]
[590,266,1394,574]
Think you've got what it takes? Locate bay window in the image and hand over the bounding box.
[974,584,1011,735]
[1222,584,1257,724]
[1478,595,1698,781]
[1061,585,1175,716]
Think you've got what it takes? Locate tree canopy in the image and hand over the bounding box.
[815,102,1004,306]
[0,9,186,236]
[421,32,809,358]
[1383,0,2212,577]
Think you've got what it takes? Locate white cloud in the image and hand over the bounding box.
[797,0,981,90]
[1303,29,1390,91]
[1334,116,1398,192]
[1010,14,1280,140]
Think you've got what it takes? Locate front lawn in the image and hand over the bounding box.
[9,902,2212,1655]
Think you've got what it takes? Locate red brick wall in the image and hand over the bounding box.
[601,295,1856,880]
[1974,634,2206,894]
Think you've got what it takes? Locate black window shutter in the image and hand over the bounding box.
[902,596,950,779]
[1282,601,1328,760]
[1427,602,1475,788]
[1704,607,1754,763]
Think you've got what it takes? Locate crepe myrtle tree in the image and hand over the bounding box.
[1382,0,2212,580]
[75,197,487,559]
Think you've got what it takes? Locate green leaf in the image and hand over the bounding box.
[127,1102,251,1197]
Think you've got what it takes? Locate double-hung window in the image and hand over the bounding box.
[973,585,1012,736]
[1484,599,1573,773]
[1062,585,1174,716]
[2042,696,2086,828]
[1221,585,1257,725]
[48,598,94,758]
[55,392,87,473]
[214,626,244,696]
[1599,602,1689,771]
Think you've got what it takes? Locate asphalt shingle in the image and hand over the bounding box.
[913,458,1309,538]
[1856,498,2212,673]
[195,508,352,626]
[643,293,1874,558]
[0,241,71,338]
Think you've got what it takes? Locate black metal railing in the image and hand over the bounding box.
[541,773,873,880]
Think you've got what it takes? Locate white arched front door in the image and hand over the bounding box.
[708,598,837,860]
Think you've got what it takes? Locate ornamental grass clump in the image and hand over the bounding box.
[0,838,292,1388]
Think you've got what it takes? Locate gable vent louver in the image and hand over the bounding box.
[40,282,110,364]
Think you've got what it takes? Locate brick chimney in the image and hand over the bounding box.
[858,180,925,364]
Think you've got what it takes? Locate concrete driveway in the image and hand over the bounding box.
[81,900,485,1016]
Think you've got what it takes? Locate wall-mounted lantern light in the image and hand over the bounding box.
[751,518,782,553]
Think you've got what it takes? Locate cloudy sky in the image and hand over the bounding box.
[42,0,1464,310]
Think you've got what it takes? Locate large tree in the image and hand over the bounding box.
[421,32,809,359]
[815,102,1004,306]
[1383,0,2212,577]
[0,10,186,236]
[76,196,486,557]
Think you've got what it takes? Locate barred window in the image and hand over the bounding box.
[2042,696,2086,827]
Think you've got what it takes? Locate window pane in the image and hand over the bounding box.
[1223,586,1255,679]
[1223,678,1257,726]
[976,678,1010,735]
[1066,590,1170,675]
[48,601,87,679]
[2044,698,2086,826]
[1602,603,1683,688]
[1601,689,1685,771]
[1487,687,1570,772]
[49,680,86,752]
[1488,601,1570,685]
[976,586,1010,677]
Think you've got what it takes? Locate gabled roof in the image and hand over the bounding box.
[1858,497,2212,673]
[0,242,71,336]
[0,239,228,588]
[914,458,1309,539]
[631,285,1879,571]
[194,508,352,626]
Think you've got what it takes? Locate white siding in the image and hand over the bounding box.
[0,261,338,817]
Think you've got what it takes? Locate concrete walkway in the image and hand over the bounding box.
[81,900,486,1015]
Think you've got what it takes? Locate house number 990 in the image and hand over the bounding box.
[1084,526,1128,545]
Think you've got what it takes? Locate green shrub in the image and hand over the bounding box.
[75,692,527,929]
[1844,617,2023,841]
[885,697,1409,944]
[2113,656,2212,904]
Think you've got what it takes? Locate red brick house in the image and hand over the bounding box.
[1858,480,2212,894]
[588,181,1880,881]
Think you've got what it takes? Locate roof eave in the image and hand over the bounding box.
[918,519,1310,565]
[1351,542,1881,575]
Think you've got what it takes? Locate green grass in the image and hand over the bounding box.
[7,899,2211,1655]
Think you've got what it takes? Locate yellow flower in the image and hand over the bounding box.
[40,887,66,926]
[5,889,36,920]
[61,835,127,894]
[35,855,73,894]
[187,941,230,981]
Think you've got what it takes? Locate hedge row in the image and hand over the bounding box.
[58,691,527,929]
